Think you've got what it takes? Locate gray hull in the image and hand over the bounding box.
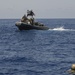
[15,22,49,30]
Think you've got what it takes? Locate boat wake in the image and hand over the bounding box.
[49,26,75,31]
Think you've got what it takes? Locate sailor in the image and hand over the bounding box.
[27,10,35,18]
[30,17,34,25]
[27,10,35,25]
[21,14,29,24]
[68,64,75,75]
[21,14,27,22]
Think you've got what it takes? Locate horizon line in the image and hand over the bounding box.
[0,18,75,19]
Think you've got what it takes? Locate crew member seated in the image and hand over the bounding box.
[21,14,29,24]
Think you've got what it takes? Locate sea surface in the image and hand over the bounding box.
[0,19,75,75]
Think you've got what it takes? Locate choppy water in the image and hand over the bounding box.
[0,19,75,75]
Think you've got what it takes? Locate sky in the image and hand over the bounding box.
[0,0,75,19]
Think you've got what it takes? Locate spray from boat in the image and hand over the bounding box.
[49,26,75,31]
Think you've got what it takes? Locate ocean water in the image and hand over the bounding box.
[0,19,75,75]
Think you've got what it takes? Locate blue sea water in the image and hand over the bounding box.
[0,19,75,75]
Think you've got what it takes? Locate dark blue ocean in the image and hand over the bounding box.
[0,19,75,75]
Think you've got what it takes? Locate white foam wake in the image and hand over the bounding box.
[49,26,75,31]
[53,26,65,31]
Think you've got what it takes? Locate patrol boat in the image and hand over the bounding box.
[15,10,49,30]
[15,22,49,30]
